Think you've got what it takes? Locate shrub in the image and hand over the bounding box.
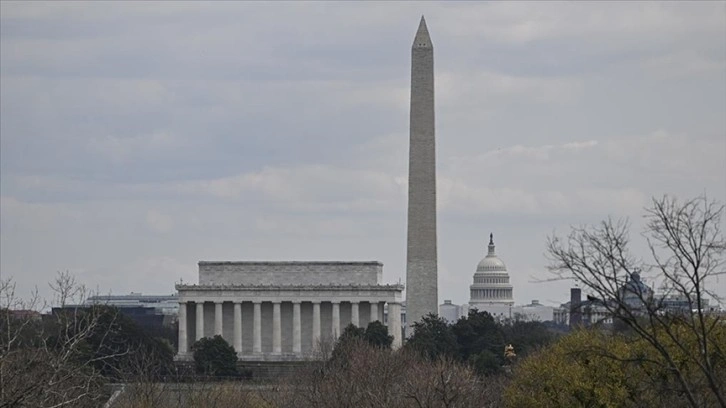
[191,335,238,377]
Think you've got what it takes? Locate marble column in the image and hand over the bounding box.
[214,301,223,336]
[178,302,188,354]
[253,301,262,354]
[196,302,204,340]
[331,301,340,339]
[351,301,360,327]
[233,302,242,353]
[292,301,302,354]
[272,301,282,354]
[312,301,321,348]
[370,302,379,322]
[388,302,402,349]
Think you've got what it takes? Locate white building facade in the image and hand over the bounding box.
[468,234,515,320]
[439,300,469,323]
[511,300,554,322]
[176,261,403,361]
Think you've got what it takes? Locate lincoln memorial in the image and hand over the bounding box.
[175,261,404,361]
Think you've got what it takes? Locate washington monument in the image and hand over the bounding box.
[406,16,438,331]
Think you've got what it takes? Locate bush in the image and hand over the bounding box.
[470,350,501,377]
[452,309,504,363]
[405,313,459,360]
[363,321,393,348]
[192,335,238,377]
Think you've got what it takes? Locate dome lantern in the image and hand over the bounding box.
[476,233,507,273]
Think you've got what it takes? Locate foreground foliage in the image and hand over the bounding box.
[1,273,109,407]
[1,272,175,407]
[406,310,555,376]
[192,335,238,377]
[504,324,726,408]
[109,339,506,408]
[274,340,506,408]
[547,195,726,407]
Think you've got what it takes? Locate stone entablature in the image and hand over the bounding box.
[177,284,403,303]
[199,261,383,286]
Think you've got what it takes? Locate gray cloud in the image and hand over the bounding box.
[1,1,724,307]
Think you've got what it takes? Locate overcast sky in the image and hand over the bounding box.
[1,2,725,308]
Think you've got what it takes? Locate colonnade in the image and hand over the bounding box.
[178,300,402,356]
[471,288,513,300]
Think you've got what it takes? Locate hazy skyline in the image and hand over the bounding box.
[1,2,725,307]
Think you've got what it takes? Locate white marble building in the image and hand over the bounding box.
[176,261,404,361]
[511,300,554,322]
[439,300,469,323]
[468,234,515,320]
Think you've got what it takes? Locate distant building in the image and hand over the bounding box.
[50,293,179,331]
[617,272,721,315]
[5,309,41,321]
[551,273,711,328]
[438,300,468,323]
[87,293,178,314]
[176,261,403,361]
[457,234,558,323]
[618,271,653,311]
[468,234,515,320]
[555,300,612,328]
[85,292,179,329]
[659,294,715,314]
[553,304,568,326]
[384,299,473,334]
[511,300,554,322]
[554,287,612,328]
[386,300,468,335]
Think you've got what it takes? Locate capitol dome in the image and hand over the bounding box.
[469,233,514,309]
[476,239,507,273]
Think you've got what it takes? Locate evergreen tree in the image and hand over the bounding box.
[452,309,504,362]
[405,313,458,360]
[340,323,365,341]
[192,335,238,377]
[364,321,393,348]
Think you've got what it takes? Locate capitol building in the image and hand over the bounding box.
[464,234,555,322]
[468,234,515,319]
[469,234,514,316]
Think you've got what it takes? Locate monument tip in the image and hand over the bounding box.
[413,15,432,48]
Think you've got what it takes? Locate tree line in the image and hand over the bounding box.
[1,194,723,407]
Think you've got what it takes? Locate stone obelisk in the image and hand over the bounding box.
[406,16,437,332]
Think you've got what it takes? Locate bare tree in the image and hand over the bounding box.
[547,195,725,407]
[0,271,129,408]
[270,337,505,408]
[402,353,504,408]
